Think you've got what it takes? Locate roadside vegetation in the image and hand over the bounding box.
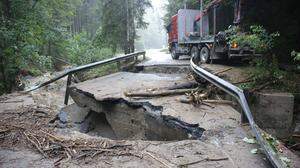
[0,0,151,95]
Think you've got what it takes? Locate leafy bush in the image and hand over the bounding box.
[239,57,299,92]
[226,25,279,53]
[66,33,113,66]
[0,19,54,94]
[291,51,300,71]
[291,51,300,62]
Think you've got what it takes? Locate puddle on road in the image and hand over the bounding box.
[69,100,205,141]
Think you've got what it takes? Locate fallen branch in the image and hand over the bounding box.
[179,157,228,167]
[179,97,193,104]
[233,79,254,85]
[203,100,236,106]
[213,68,233,76]
[0,100,24,104]
[54,157,65,167]
[144,151,174,168]
[289,143,300,149]
[249,77,282,93]
[40,130,64,142]
[0,129,10,134]
[124,88,198,98]
[292,134,300,138]
[249,80,276,93]
[23,132,48,158]
[167,81,199,90]
[179,97,235,106]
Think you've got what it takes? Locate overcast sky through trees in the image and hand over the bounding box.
[136,0,168,50]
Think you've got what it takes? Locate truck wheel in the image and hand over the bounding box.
[171,47,179,60]
[191,46,200,64]
[200,46,210,63]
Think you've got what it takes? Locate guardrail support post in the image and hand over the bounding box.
[241,91,250,124]
[117,61,121,71]
[134,55,137,62]
[143,53,146,60]
[64,74,72,105]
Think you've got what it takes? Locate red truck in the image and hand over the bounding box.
[167,0,260,63]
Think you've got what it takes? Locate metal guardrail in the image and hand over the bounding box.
[26,51,146,105]
[190,58,285,168]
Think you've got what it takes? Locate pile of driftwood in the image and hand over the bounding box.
[0,106,136,166]
[124,81,236,107]
[180,86,235,107]
[124,67,239,107]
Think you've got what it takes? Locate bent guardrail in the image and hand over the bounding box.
[26,51,146,105]
[190,58,285,168]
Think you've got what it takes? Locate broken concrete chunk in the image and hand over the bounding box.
[58,111,68,124]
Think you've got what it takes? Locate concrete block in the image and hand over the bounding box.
[60,103,90,123]
[251,92,294,139]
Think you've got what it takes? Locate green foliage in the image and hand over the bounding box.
[0,0,150,95]
[291,51,300,62]
[251,58,285,83]
[79,63,118,81]
[0,0,83,94]
[226,25,280,53]
[240,0,300,63]
[66,33,113,65]
[291,51,300,71]
[239,57,298,92]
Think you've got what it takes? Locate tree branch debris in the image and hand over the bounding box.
[0,106,137,165]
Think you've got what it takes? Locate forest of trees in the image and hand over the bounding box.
[0,0,151,94]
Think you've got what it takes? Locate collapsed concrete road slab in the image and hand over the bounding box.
[68,72,272,168]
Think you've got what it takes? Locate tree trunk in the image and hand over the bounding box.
[129,0,135,53]
[0,0,12,92]
[0,51,7,91]
[3,0,11,18]
[124,0,130,54]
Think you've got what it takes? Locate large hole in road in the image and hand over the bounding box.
[73,100,205,141]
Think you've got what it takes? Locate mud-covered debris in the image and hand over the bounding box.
[58,111,68,123]
[250,148,258,154]
[243,137,257,144]
[279,156,291,165]
[0,105,137,165]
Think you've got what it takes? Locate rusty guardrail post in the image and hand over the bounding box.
[143,52,146,60]
[117,61,121,71]
[134,55,137,63]
[64,74,72,105]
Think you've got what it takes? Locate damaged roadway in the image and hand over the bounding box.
[68,71,271,167]
[1,50,298,167]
